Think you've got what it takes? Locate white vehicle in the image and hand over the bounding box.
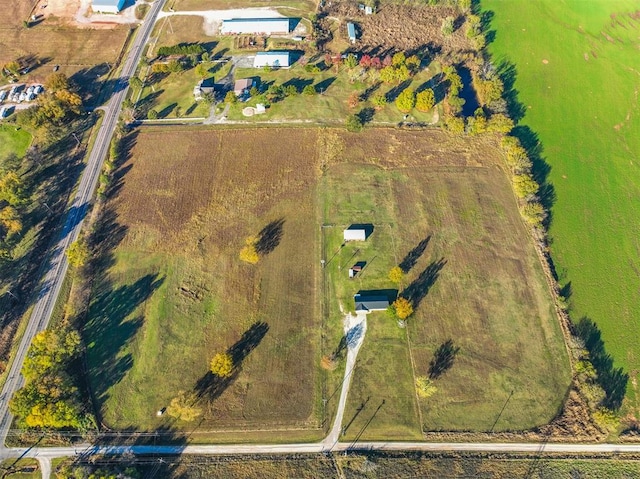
[0,107,7,118]
[26,86,34,95]
[9,86,18,96]
[34,85,43,94]
[26,93,35,101]
[18,92,27,102]
[0,91,6,101]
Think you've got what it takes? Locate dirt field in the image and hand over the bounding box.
[322,2,474,54]
[87,127,322,433]
[85,126,570,438]
[0,0,131,80]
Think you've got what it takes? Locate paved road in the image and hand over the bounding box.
[11,441,640,461]
[0,0,166,450]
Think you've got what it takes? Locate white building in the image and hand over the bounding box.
[221,18,291,35]
[253,51,291,68]
[92,0,126,14]
[343,227,367,242]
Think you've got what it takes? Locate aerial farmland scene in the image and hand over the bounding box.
[0,0,639,477]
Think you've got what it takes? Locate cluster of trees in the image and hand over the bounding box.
[19,73,83,129]
[239,235,260,263]
[465,14,486,50]
[500,136,545,228]
[10,328,91,430]
[394,87,436,113]
[157,43,206,57]
[1,60,21,77]
[0,156,28,258]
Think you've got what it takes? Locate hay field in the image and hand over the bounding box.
[485,0,640,413]
[86,127,569,436]
[318,131,570,435]
[87,127,322,433]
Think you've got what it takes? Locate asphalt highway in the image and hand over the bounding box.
[0,0,166,449]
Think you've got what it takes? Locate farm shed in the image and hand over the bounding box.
[253,52,291,68]
[354,294,389,312]
[343,224,372,241]
[347,22,357,43]
[221,18,291,35]
[91,0,126,14]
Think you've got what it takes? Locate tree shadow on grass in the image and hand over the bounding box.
[401,258,446,309]
[85,273,165,407]
[576,317,628,410]
[399,236,431,273]
[255,218,285,256]
[429,339,460,379]
[194,321,269,401]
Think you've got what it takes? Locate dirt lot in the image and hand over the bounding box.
[322,2,474,55]
[0,0,131,80]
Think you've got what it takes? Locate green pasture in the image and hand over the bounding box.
[0,125,31,162]
[485,0,640,411]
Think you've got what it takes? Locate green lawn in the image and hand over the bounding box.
[228,63,441,124]
[137,67,211,119]
[484,0,640,413]
[0,125,31,161]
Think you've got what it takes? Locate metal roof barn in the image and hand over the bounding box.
[91,0,126,14]
[221,18,291,35]
[343,228,367,241]
[253,51,291,68]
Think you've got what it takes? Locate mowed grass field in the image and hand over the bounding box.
[318,131,570,435]
[87,127,322,435]
[86,127,569,436]
[484,0,640,412]
[0,0,131,79]
[0,125,31,161]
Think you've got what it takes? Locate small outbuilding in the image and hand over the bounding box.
[343,224,372,241]
[253,51,291,68]
[347,22,357,43]
[221,18,291,35]
[91,0,126,14]
[354,294,389,312]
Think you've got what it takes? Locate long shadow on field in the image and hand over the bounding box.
[429,339,460,379]
[576,317,628,410]
[495,60,527,123]
[401,258,446,309]
[194,322,270,400]
[255,218,285,256]
[399,236,431,273]
[85,273,164,406]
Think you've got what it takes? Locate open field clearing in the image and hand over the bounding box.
[320,140,569,435]
[0,125,32,161]
[0,0,131,80]
[85,126,569,436]
[87,127,322,434]
[484,0,640,414]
